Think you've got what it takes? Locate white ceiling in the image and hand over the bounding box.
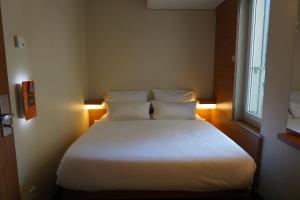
[147,0,224,10]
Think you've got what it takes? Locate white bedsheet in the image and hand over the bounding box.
[57,120,256,192]
[288,118,300,134]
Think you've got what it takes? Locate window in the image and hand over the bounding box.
[245,0,271,123]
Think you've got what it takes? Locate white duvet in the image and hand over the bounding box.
[57,120,256,192]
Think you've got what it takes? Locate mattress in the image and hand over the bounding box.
[287,118,300,134]
[57,120,256,192]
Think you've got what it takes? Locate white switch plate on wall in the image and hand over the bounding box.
[14,35,25,48]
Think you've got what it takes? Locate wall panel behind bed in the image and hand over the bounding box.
[213,0,239,120]
[86,0,216,99]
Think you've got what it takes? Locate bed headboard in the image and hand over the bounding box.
[84,98,215,127]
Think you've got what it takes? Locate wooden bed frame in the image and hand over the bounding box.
[210,110,263,190]
[58,189,254,200]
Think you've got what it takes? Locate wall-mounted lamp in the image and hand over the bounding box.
[197,103,217,109]
[84,99,105,110]
[83,99,217,110]
[197,98,216,110]
[84,99,107,127]
[84,104,105,110]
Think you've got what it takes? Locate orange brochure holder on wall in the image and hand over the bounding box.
[22,80,37,120]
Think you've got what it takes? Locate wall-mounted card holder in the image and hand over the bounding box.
[16,80,37,121]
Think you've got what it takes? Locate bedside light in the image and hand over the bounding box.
[84,99,105,110]
[197,103,216,109]
[196,98,216,110]
[84,104,104,110]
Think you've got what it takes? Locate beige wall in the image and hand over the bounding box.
[291,7,300,90]
[86,0,215,99]
[0,0,88,199]
[259,0,300,199]
[1,0,300,200]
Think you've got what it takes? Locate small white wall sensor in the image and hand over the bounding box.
[14,36,25,48]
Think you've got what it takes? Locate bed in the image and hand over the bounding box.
[57,119,256,197]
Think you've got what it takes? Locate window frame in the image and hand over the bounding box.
[243,0,270,126]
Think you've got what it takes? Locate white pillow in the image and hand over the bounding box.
[152,101,197,120]
[152,89,196,102]
[106,90,149,102]
[290,102,300,118]
[106,101,150,121]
